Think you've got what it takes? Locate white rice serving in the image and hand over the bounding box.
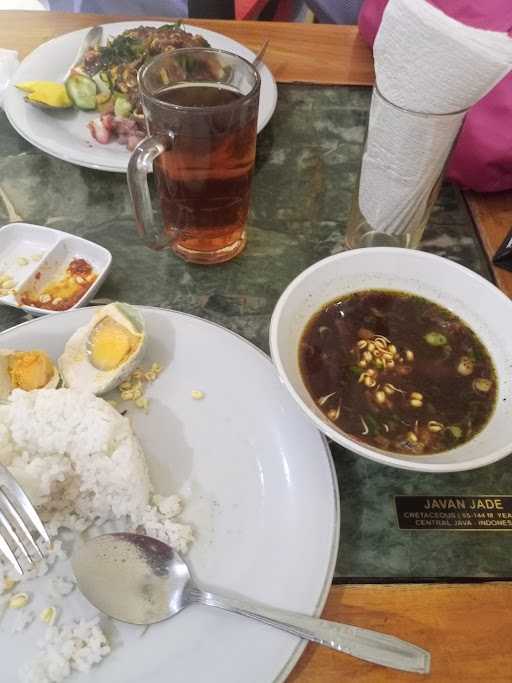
[0,388,193,681]
[20,618,111,683]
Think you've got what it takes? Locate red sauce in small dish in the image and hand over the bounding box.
[20,258,97,311]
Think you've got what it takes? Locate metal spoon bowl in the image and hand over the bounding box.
[252,39,270,68]
[24,25,103,112]
[72,532,431,675]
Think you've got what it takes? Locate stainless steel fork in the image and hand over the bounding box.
[0,466,49,576]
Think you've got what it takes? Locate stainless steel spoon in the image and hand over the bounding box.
[63,25,103,82]
[72,533,431,675]
[252,39,270,68]
[24,25,103,111]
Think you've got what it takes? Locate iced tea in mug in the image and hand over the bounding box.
[128,49,260,264]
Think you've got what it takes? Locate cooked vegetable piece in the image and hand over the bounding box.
[93,72,111,96]
[473,377,493,393]
[114,94,133,118]
[457,356,474,376]
[65,74,97,110]
[424,331,447,346]
[96,93,111,106]
[448,425,463,439]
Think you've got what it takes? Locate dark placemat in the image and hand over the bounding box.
[333,445,512,580]
[0,84,508,581]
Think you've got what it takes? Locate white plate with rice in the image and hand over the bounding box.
[0,306,339,683]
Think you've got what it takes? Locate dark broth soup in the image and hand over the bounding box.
[299,290,497,455]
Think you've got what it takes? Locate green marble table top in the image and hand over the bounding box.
[1,84,511,581]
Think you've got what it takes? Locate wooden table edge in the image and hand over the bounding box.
[289,581,512,682]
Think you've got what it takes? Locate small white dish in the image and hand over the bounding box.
[0,222,111,315]
[269,248,512,473]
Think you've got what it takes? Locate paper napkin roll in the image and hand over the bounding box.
[0,49,19,110]
[359,0,512,236]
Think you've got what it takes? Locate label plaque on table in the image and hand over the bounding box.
[395,495,512,530]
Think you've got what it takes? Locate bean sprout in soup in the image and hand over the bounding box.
[299,290,497,455]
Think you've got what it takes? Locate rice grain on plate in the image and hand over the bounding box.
[20,617,111,683]
[0,388,193,681]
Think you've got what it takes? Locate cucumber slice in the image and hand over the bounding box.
[114,95,133,118]
[65,74,97,111]
[93,72,111,97]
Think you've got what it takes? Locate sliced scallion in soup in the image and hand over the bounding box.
[299,290,497,455]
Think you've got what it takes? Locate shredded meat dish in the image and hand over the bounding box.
[78,24,211,150]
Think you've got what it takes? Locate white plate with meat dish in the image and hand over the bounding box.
[0,306,339,683]
[4,22,278,173]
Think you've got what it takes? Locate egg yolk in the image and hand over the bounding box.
[89,317,140,371]
[8,351,55,391]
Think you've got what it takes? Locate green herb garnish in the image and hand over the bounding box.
[99,35,143,68]
[157,22,183,30]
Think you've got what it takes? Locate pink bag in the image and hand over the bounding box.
[358,0,512,192]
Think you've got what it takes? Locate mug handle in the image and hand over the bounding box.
[127,132,174,250]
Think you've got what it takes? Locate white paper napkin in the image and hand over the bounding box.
[358,0,512,237]
[0,49,19,110]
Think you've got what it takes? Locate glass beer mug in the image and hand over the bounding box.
[128,48,260,265]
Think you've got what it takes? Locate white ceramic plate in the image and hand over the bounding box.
[0,222,112,316]
[5,22,278,173]
[0,307,339,682]
[270,248,512,473]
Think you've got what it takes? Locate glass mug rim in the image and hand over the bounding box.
[138,47,261,112]
[374,83,469,118]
